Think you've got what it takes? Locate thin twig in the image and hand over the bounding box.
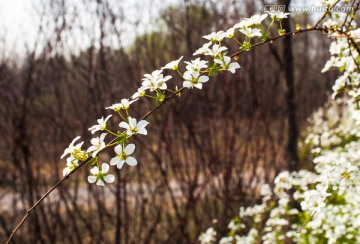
[314,0,340,28]
[5,86,184,244]
[230,27,326,58]
[297,211,317,233]
[4,25,346,243]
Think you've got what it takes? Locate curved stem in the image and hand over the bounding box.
[5,24,346,244]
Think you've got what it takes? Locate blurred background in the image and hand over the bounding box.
[0,0,337,243]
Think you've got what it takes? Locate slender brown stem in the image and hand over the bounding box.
[5,87,184,244]
[5,24,346,243]
[314,0,340,28]
[5,158,91,244]
[230,27,326,58]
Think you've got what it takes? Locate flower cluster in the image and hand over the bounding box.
[199,1,360,243]
[62,1,295,186]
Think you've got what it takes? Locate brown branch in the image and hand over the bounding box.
[5,87,184,244]
[230,27,326,58]
[4,24,347,243]
[315,0,340,28]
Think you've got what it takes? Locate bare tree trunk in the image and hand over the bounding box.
[280,0,299,171]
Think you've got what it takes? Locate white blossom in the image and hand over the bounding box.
[88,115,112,134]
[106,99,134,111]
[141,70,171,91]
[203,31,225,42]
[183,70,209,89]
[199,227,216,244]
[87,133,107,157]
[110,144,137,169]
[267,11,290,20]
[184,58,208,72]
[63,157,79,176]
[162,56,183,70]
[214,56,241,73]
[88,163,115,186]
[239,27,262,38]
[119,117,149,136]
[61,136,84,159]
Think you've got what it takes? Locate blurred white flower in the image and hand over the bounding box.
[199,227,217,244]
[184,58,208,71]
[119,117,149,136]
[63,156,79,176]
[162,56,183,70]
[239,27,262,38]
[203,30,225,42]
[88,115,112,134]
[183,70,209,89]
[61,136,84,159]
[110,144,137,169]
[141,70,171,91]
[88,163,115,186]
[267,11,290,20]
[106,99,134,112]
[87,133,107,157]
[214,56,241,73]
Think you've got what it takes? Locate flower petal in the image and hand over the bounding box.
[96,179,105,186]
[110,157,120,166]
[116,161,125,169]
[137,120,149,129]
[183,81,193,88]
[90,166,99,175]
[88,175,97,183]
[129,117,137,127]
[99,133,107,141]
[126,157,137,166]
[119,121,130,130]
[114,144,123,154]
[194,83,203,89]
[199,76,209,83]
[137,128,148,135]
[87,146,97,153]
[104,174,115,183]
[102,163,110,173]
[63,167,70,177]
[124,144,135,155]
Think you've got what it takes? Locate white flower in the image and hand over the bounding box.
[300,188,329,212]
[61,136,84,159]
[321,56,341,73]
[323,19,338,29]
[88,115,112,134]
[214,56,241,74]
[119,117,149,136]
[87,163,115,186]
[246,14,268,26]
[203,31,225,42]
[193,42,212,56]
[224,27,235,38]
[239,28,262,38]
[87,133,107,157]
[131,86,147,100]
[349,29,360,41]
[106,99,134,112]
[205,44,228,57]
[267,11,290,20]
[234,19,250,29]
[110,144,137,169]
[183,70,209,89]
[162,56,183,70]
[141,70,171,91]
[63,157,79,176]
[199,227,217,244]
[184,58,208,72]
